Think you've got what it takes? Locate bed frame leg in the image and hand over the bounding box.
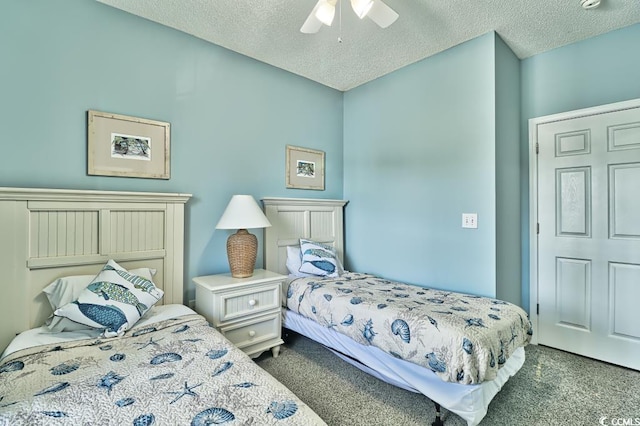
[431,402,444,426]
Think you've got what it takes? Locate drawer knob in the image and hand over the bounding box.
[248,299,256,307]
[248,330,256,338]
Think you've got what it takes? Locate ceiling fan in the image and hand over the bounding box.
[301,0,399,34]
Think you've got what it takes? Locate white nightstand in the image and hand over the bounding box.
[193,269,286,358]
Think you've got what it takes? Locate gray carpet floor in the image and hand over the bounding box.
[255,331,640,426]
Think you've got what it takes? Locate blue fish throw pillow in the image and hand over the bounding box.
[298,239,342,278]
[54,260,164,337]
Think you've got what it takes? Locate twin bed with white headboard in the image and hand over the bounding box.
[263,197,531,426]
[0,187,190,352]
[0,188,325,425]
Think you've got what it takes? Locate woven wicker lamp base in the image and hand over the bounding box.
[226,229,257,278]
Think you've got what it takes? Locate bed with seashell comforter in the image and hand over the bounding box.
[263,197,532,426]
[0,307,325,425]
[286,272,532,385]
[0,188,325,426]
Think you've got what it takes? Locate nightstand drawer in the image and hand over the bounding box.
[219,283,280,322]
[220,311,280,349]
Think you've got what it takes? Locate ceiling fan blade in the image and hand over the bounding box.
[366,0,399,28]
[301,0,324,33]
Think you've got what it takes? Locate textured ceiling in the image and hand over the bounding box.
[97,0,640,91]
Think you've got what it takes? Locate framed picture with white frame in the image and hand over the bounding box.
[286,145,325,190]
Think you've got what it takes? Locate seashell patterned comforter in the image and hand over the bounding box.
[0,314,325,425]
[286,273,533,384]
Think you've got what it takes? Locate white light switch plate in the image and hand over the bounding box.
[462,213,478,229]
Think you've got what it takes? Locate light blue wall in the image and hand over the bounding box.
[494,35,521,305]
[520,22,640,311]
[0,0,344,302]
[343,34,499,297]
[344,23,640,310]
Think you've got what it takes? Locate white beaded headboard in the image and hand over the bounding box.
[262,197,348,276]
[0,187,191,353]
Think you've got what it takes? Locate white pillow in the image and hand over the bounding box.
[54,260,163,337]
[298,239,343,278]
[43,267,156,333]
[285,246,317,278]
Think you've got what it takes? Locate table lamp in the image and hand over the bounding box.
[215,195,272,278]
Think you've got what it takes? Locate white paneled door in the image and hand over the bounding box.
[532,100,640,370]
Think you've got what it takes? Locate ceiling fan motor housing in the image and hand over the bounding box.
[581,0,601,9]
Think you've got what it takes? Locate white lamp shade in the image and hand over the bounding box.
[215,195,272,230]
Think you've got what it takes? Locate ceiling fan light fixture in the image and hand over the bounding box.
[315,1,336,26]
[301,0,397,33]
[350,0,374,19]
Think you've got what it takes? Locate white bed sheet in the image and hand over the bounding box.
[0,304,195,360]
[283,309,525,426]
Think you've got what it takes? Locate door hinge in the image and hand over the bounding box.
[536,142,539,154]
[537,304,539,315]
[537,223,540,234]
